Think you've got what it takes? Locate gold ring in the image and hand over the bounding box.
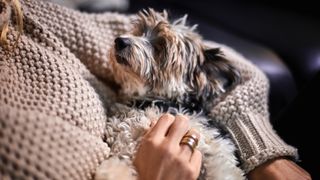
[180,137,198,151]
[180,131,199,152]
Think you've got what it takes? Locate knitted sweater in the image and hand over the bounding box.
[0,0,297,179]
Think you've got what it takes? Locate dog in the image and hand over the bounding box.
[95,9,244,180]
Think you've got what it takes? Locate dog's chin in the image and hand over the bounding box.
[115,54,130,66]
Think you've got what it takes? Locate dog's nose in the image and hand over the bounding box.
[115,37,130,51]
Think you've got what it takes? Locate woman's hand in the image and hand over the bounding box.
[133,113,202,180]
[248,158,311,180]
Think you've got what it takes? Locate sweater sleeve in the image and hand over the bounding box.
[205,41,298,173]
[0,105,111,180]
[21,0,132,81]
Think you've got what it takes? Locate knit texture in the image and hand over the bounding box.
[205,41,298,172]
[0,0,297,179]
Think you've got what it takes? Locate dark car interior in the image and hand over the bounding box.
[72,0,320,178]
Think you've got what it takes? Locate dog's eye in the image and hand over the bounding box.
[132,28,143,36]
[152,38,166,54]
[153,44,162,54]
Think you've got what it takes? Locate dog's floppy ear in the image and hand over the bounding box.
[196,48,241,104]
[203,48,241,89]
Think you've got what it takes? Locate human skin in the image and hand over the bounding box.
[248,157,312,180]
[133,114,202,180]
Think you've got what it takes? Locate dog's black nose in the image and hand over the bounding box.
[115,37,130,51]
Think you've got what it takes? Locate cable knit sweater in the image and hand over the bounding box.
[0,0,297,179]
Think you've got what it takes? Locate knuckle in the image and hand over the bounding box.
[186,166,196,179]
[171,156,197,179]
[160,149,177,163]
[191,172,199,180]
[142,136,158,147]
[175,157,187,168]
[160,145,175,157]
[144,129,156,138]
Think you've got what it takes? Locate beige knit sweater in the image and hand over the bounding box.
[0,0,297,179]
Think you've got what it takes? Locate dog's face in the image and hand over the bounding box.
[110,9,240,104]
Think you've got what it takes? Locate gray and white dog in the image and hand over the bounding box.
[96,9,244,180]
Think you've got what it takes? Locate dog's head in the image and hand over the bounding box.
[110,9,241,105]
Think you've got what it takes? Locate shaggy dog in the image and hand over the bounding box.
[96,9,244,180]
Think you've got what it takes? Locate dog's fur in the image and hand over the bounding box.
[96,9,244,180]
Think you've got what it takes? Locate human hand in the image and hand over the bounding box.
[133,113,202,180]
[248,158,311,180]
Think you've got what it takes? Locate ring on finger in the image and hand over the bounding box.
[180,133,199,152]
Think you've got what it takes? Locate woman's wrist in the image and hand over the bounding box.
[248,157,311,180]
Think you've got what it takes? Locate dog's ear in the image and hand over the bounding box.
[195,48,241,104]
[203,48,241,89]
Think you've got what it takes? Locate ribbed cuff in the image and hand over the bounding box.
[242,146,298,173]
[225,112,298,173]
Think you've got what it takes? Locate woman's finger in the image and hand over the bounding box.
[190,149,202,179]
[166,115,190,144]
[146,113,175,138]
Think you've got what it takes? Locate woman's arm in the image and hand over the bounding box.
[21,0,132,81]
[205,41,298,173]
[248,158,311,180]
[0,106,111,179]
